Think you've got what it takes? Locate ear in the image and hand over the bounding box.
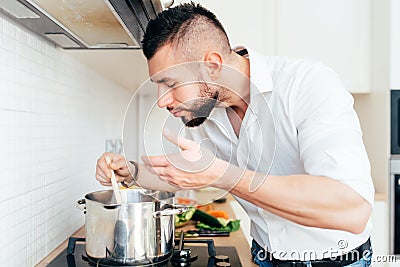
[203,51,223,80]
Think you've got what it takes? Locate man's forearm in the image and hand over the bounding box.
[129,162,180,192]
[218,165,371,234]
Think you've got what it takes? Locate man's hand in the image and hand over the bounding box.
[96,152,134,186]
[141,129,233,189]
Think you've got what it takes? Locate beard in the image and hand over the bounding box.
[182,94,218,127]
[180,82,220,127]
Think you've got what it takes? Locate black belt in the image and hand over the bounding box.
[257,238,371,267]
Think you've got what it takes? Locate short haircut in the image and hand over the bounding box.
[141,2,231,60]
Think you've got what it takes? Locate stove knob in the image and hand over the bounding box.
[215,255,229,262]
[216,262,231,267]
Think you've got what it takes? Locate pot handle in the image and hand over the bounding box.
[153,204,189,218]
[76,199,86,213]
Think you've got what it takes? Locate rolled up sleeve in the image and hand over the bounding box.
[293,65,375,204]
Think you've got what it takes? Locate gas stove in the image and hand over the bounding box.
[47,237,242,267]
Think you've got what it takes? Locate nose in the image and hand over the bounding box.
[157,87,174,108]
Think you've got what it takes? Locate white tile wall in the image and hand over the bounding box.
[0,15,133,266]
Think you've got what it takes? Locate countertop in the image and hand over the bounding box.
[375,192,387,201]
[36,190,387,266]
[36,191,257,267]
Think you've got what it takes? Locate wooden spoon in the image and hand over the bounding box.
[105,156,122,204]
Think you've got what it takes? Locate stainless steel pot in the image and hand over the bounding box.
[77,188,188,266]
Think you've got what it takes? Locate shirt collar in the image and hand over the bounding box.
[204,46,273,142]
[233,45,273,100]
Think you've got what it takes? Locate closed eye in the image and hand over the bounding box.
[166,82,178,88]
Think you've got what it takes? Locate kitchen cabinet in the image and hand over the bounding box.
[371,199,390,264]
[178,0,371,93]
[267,0,371,93]
[391,0,400,89]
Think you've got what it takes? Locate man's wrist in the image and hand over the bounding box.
[121,161,139,188]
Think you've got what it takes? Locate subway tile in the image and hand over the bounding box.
[16,27,27,45]
[0,20,130,265]
[0,218,6,241]
[26,245,33,267]
[36,217,46,236]
[0,110,9,128]
[32,252,38,267]
[0,30,3,50]
[1,200,9,218]
[4,35,16,54]
[26,32,36,50]
[36,246,46,264]
[2,19,15,39]
[0,246,3,266]
[36,38,44,54]
[36,203,46,220]
[0,181,10,202]
[0,94,10,110]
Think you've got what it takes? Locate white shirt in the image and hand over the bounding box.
[185,46,374,260]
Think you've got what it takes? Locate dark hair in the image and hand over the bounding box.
[141,2,230,60]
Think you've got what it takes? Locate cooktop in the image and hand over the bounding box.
[47,237,242,267]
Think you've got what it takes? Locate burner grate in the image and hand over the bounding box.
[47,236,242,267]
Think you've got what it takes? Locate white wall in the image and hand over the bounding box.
[174,0,270,54]
[0,15,132,266]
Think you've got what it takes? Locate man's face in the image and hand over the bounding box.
[148,45,218,127]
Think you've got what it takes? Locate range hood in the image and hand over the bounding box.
[0,0,171,49]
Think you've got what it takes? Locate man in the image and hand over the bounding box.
[96,2,374,267]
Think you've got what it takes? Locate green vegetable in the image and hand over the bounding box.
[174,207,195,227]
[191,209,223,228]
[196,219,241,232]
